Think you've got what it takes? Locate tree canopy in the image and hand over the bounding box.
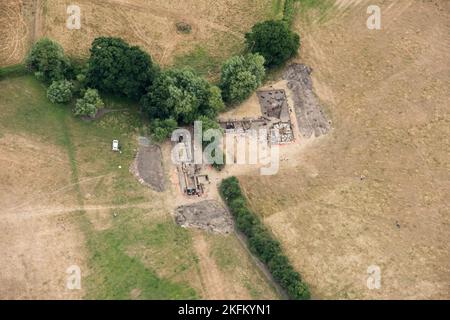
[47,80,74,104]
[74,88,104,118]
[25,38,71,83]
[220,53,265,104]
[141,68,224,125]
[86,37,157,100]
[245,20,300,67]
[150,118,178,142]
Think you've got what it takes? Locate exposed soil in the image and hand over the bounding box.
[283,63,331,138]
[175,200,234,234]
[130,137,166,192]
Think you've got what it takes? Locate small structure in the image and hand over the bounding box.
[112,139,119,152]
[178,163,208,196]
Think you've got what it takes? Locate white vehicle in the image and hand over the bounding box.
[112,140,119,152]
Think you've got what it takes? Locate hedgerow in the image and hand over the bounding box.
[219,176,310,300]
[282,0,297,26]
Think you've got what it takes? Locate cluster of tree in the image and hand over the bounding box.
[26,38,104,118]
[220,177,311,300]
[141,68,224,140]
[245,20,300,67]
[149,118,178,143]
[25,15,301,138]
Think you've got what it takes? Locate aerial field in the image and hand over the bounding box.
[1,0,449,301]
[0,0,285,299]
[0,75,279,299]
[240,0,450,299]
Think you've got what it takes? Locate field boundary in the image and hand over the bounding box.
[220,177,310,300]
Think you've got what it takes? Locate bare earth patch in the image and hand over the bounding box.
[130,136,166,192]
[175,200,234,234]
[283,63,331,138]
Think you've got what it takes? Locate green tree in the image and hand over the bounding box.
[47,80,74,104]
[245,20,300,67]
[25,38,71,83]
[141,69,224,125]
[197,115,221,134]
[74,88,104,118]
[205,86,225,118]
[150,118,178,142]
[86,37,157,100]
[220,53,265,104]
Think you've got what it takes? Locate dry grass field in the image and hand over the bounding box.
[0,1,31,66]
[0,0,281,68]
[240,0,450,299]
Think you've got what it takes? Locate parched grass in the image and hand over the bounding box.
[271,0,286,19]
[297,0,335,24]
[208,233,280,299]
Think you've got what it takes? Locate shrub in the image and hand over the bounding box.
[150,118,178,143]
[245,20,300,67]
[74,88,104,118]
[25,38,71,83]
[220,53,265,105]
[219,176,243,200]
[0,64,28,79]
[206,86,225,117]
[219,176,311,300]
[141,69,224,125]
[47,80,74,104]
[176,22,192,34]
[86,37,158,100]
